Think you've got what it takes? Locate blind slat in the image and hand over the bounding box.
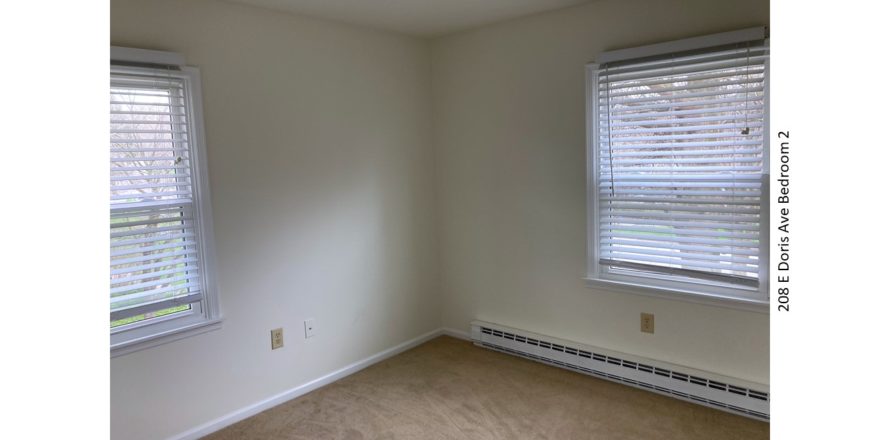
[600,231,758,247]
[110,240,194,258]
[601,165,762,173]
[601,202,759,214]
[110,273,200,296]
[110,139,187,144]
[110,248,199,267]
[110,282,200,306]
[603,142,762,152]
[602,122,762,136]
[110,265,199,286]
[110,256,199,276]
[109,212,193,230]
[601,156,761,165]
[599,181,761,189]
[111,191,193,201]
[112,165,189,172]
[111,157,187,163]
[600,239,759,256]
[600,95,762,113]
[599,219,760,233]
[600,85,764,106]
[601,211,759,223]
[111,231,195,248]
[600,66,764,91]
[607,113,763,127]
[600,104,764,122]
[599,196,760,205]
[606,76,764,98]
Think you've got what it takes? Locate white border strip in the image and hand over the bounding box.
[167,328,445,440]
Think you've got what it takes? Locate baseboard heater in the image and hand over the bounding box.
[470,320,769,421]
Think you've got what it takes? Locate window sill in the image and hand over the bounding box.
[582,277,769,313]
[111,317,223,358]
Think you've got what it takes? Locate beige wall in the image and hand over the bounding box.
[110,0,439,439]
[431,0,770,386]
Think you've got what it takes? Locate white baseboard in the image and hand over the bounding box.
[167,328,448,440]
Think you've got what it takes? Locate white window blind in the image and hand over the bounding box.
[110,68,206,326]
[590,36,769,298]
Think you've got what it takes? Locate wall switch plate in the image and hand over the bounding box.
[304,319,316,339]
[640,313,654,334]
[270,328,284,349]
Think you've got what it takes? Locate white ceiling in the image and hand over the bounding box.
[227,0,591,37]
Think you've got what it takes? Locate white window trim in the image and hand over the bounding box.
[110,50,222,356]
[583,31,771,313]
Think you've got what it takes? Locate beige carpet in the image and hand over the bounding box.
[205,336,769,439]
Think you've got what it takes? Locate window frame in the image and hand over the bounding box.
[110,50,221,356]
[584,32,771,311]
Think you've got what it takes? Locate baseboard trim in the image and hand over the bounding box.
[167,328,445,440]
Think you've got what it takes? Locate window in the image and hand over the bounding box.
[586,28,770,305]
[110,47,220,355]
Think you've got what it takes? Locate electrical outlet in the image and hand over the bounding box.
[640,313,654,334]
[304,319,316,339]
[270,328,284,349]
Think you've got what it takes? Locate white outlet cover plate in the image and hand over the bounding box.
[304,319,316,338]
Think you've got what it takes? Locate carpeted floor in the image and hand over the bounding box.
[204,336,769,439]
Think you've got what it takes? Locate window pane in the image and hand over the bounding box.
[594,42,768,291]
[110,72,202,326]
